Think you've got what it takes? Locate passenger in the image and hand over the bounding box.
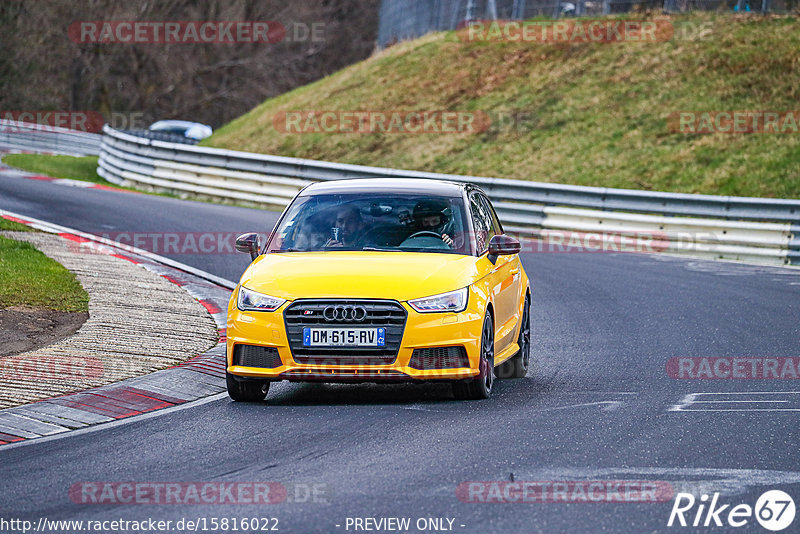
[325,205,366,248]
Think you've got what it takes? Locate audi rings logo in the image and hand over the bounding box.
[323,305,367,322]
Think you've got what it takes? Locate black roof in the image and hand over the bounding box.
[299,178,469,197]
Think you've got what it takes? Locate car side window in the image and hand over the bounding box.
[479,194,503,236]
[469,192,495,254]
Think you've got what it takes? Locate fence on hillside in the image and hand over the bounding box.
[377,0,791,47]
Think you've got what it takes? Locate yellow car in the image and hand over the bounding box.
[227,178,531,401]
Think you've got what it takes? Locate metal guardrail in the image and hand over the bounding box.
[2,122,793,264]
[0,119,102,156]
[85,125,800,266]
[117,129,201,146]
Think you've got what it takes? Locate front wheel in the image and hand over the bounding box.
[226,372,269,402]
[497,295,531,379]
[453,314,494,400]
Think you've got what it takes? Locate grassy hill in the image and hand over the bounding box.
[204,13,800,198]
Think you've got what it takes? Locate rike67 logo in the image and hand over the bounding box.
[668,490,795,531]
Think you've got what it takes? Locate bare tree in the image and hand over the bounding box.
[0,0,378,128]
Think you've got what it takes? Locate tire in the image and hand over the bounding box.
[453,314,494,400]
[226,372,270,402]
[497,295,531,379]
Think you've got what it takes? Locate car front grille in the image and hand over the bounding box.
[233,344,282,368]
[284,299,407,366]
[409,346,469,370]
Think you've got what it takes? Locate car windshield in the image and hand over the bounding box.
[267,192,471,255]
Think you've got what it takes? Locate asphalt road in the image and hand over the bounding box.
[2,171,800,533]
[0,169,273,282]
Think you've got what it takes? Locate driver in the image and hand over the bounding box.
[411,200,454,247]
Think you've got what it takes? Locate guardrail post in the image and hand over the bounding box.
[511,0,525,19]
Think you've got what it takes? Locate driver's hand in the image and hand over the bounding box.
[442,233,454,247]
[325,238,343,248]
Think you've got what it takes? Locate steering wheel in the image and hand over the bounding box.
[406,231,443,240]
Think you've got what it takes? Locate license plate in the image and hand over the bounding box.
[303,327,386,347]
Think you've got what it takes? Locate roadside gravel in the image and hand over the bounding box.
[0,231,219,408]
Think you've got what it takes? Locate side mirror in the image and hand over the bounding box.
[235,233,261,260]
[487,234,521,264]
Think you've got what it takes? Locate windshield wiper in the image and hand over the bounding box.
[362,246,403,252]
[269,248,303,253]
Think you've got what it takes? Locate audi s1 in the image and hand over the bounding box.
[227,178,531,401]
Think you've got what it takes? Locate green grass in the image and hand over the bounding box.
[204,13,800,199]
[2,153,146,194]
[0,217,33,232]
[0,235,89,312]
[1,154,103,183]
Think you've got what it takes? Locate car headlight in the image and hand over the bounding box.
[237,286,286,312]
[408,287,468,313]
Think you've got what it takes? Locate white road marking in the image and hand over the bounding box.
[669,391,800,412]
[511,467,800,498]
[540,401,624,412]
[0,392,229,453]
[0,207,236,289]
[52,178,94,188]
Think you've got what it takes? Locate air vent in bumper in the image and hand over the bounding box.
[409,346,469,370]
[233,344,282,368]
